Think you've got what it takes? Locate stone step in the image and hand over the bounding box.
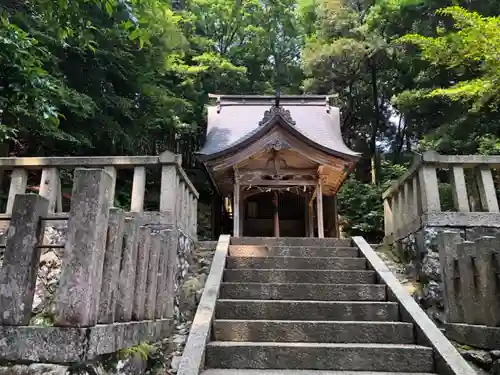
[229,245,359,258]
[219,283,387,301]
[230,237,353,247]
[223,269,376,284]
[203,371,436,375]
[213,320,415,344]
[205,342,434,372]
[215,300,399,321]
[226,256,367,270]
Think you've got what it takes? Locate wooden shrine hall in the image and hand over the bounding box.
[197,94,360,238]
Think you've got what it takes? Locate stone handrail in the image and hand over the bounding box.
[0,150,198,239]
[383,151,500,243]
[0,169,180,363]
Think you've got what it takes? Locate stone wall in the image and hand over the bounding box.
[395,224,500,326]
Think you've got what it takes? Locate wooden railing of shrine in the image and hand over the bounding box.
[383,151,500,243]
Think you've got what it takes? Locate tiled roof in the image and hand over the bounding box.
[198,95,359,159]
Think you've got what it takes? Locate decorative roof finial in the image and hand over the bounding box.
[325,95,331,113]
[275,87,281,108]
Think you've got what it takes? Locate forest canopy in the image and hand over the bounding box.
[1,0,499,239]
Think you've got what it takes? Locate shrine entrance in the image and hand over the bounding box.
[198,94,360,239]
[243,191,306,237]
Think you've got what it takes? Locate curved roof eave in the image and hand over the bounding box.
[197,115,361,164]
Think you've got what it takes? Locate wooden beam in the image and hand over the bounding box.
[238,168,318,175]
[240,179,317,186]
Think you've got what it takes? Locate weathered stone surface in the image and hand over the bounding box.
[55,169,112,327]
[445,323,500,350]
[144,233,160,320]
[0,326,87,362]
[461,350,493,371]
[0,195,49,325]
[206,342,434,372]
[420,251,441,282]
[132,226,151,321]
[99,209,125,324]
[0,364,68,375]
[223,269,376,284]
[216,300,399,321]
[116,216,140,322]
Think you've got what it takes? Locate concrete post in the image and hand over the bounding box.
[6,168,28,214]
[39,167,59,213]
[436,231,464,324]
[450,166,470,212]
[98,209,125,324]
[418,165,441,213]
[131,166,146,212]
[383,197,393,238]
[0,195,49,325]
[457,241,483,324]
[132,226,152,321]
[475,166,499,212]
[54,169,112,327]
[115,216,140,322]
[472,236,500,326]
[160,164,177,216]
[103,166,117,207]
[144,232,160,320]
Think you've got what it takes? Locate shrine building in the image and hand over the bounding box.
[197,94,360,238]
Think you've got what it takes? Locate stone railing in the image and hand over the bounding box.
[0,168,179,363]
[436,231,500,350]
[0,150,198,239]
[383,151,500,245]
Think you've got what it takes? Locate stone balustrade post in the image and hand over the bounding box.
[457,241,483,324]
[39,167,59,213]
[131,166,146,212]
[54,169,112,327]
[0,195,49,325]
[436,231,464,324]
[418,165,441,213]
[104,166,117,207]
[6,169,28,214]
[98,209,125,324]
[383,197,394,238]
[471,236,500,326]
[132,226,152,321]
[475,166,499,212]
[115,216,140,322]
[144,232,161,320]
[450,166,470,212]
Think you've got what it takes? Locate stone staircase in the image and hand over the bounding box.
[202,237,436,374]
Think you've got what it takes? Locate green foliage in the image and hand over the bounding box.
[118,342,155,361]
[399,6,500,112]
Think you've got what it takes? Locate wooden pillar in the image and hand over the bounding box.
[332,195,339,238]
[304,196,309,237]
[308,202,314,237]
[273,191,280,237]
[233,182,240,237]
[317,180,324,238]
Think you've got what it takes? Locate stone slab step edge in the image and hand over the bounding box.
[229,246,360,258]
[215,299,399,321]
[230,237,353,247]
[213,319,415,344]
[205,342,434,372]
[223,269,377,284]
[219,282,387,301]
[203,370,437,375]
[226,256,367,270]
